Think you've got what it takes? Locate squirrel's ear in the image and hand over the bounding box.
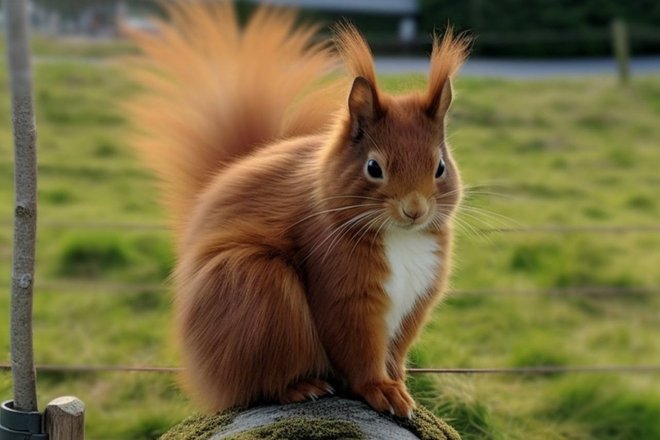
[348,76,381,139]
[425,79,453,120]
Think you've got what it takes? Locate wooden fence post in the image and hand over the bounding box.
[45,397,85,440]
[611,19,630,85]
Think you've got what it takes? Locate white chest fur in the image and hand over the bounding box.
[383,230,441,340]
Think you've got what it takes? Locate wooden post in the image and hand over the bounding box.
[45,397,85,440]
[4,0,39,413]
[611,19,630,85]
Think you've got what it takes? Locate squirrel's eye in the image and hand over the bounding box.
[435,159,446,179]
[366,159,383,179]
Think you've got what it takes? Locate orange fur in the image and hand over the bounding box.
[126,2,343,236]
[128,1,468,417]
[334,23,378,89]
[425,26,471,115]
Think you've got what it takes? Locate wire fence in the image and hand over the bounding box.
[3,218,660,234]
[0,229,653,389]
[1,55,659,390]
[1,220,656,381]
[0,279,658,297]
[1,219,659,300]
[1,363,659,376]
[1,199,658,382]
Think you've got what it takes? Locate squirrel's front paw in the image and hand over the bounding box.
[354,380,416,418]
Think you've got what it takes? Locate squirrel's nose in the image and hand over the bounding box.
[402,208,422,220]
[401,195,428,222]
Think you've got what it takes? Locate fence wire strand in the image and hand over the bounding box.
[0,363,659,375]
[2,280,657,297]
[2,219,660,234]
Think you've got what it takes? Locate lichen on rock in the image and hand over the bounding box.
[160,410,238,440]
[227,417,365,440]
[160,397,460,440]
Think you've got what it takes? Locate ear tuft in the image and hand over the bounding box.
[425,26,470,119]
[334,23,377,86]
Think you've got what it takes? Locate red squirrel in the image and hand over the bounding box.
[128,2,468,418]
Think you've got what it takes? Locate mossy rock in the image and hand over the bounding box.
[160,397,460,440]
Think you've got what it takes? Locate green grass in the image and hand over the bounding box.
[1,44,660,439]
[0,35,139,59]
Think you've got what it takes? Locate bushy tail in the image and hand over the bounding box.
[126,2,343,231]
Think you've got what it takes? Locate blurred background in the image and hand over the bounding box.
[1,1,659,439]
[10,0,660,56]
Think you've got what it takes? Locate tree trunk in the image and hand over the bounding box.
[160,397,460,440]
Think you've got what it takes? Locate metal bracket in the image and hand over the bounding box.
[0,401,48,440]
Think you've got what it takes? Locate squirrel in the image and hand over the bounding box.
[127,1,468,418]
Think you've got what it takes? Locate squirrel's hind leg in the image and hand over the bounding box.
[175,245,329,413]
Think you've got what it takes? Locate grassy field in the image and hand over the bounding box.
[0,43,660,439]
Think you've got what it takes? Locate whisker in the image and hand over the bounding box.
[461,190,514,199]
[369,216,391,254]
[455,209,504,230]
[431,208,484,240]
[347,211,387,260]
[317,195,382,202]
[435,201,520,229]
[457,205,522,228]
[440,212,484,240]
[304,210,377,263]
[436,188,463,200]
[284,203,381,232]
[320,210,382,264]
[436,183,517,203]
[452,214,495,240]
